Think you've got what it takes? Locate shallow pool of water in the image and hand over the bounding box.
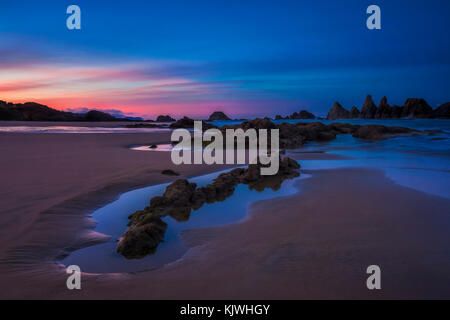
[62,169,307,273]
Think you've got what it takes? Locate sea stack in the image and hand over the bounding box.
[402,98,433,118]
[360,95,377,119]
[327,102,350,120]
[349,106,360,118]
[433,102,450,119]
[208,111,231,121]
[375,96,391,119]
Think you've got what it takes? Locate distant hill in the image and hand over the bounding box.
[0,100,127,121]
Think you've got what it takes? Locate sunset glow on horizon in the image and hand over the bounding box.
[1,0,449,119]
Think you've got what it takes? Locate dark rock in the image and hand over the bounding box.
[391,105,404,118]
[349,106,360,118]
[360,95,377,119]
[84,110,118,121]
[239,118,277,130]
[434,102,450,119]
[327,102,350,120]
[162,179,197,207]
[169,116,194,128]
[169,117,217,129]
[125,123,165,128]
[290,110,315,119]
[328,123,359,134]
[375,96,391,119]
[353,125,418,141]
[118,156,301,258]
[149,144,158,149]
[402,98,433,118]
[161,169,180,176]
[156,115,175,122]
[208,111,231,121]
[116,217,167,259]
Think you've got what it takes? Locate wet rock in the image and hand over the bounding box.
[239,118,277,130]
[327,102,350,120]
[118,157,301,259]
[163,179,197,207]
[117,217,167,259]
[161,169,180,176]
[290,110,315,119]
[328,123,359,134]
[353,125,418,141]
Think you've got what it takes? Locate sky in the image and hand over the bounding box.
[0,0,449,119]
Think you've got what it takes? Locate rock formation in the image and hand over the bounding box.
[161,169,180,176]
[402,98,433,118]
[375,96,391,119]
[325,96,445,120]
[156,115,175,122]
[349,106,360,118]
[433,102,450,119]
[117,157,301,259]
[352,125,419,141]
[327,102,350,120]
[290,110,315,119]
[360,95,377,119]
[208,111,231,121]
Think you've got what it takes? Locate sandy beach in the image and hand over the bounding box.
[0,123,449,299]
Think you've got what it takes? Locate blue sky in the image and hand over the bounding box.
[0,0,449,118]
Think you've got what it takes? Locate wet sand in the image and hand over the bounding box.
[0,130,449,299]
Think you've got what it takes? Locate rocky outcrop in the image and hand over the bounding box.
[117,157,301,259]
[402,98,433,118]
[156,115,175,122]
[391,105,404,118]
[169,116,217,129]
[290,110,315,119]
[327,102,350,120]
[433,102,450,119]
[360,95,377,119]
[208,111,231,121]
[161,169,180,176]
[116,217,167,259]
[325,96,445,119]
[352,125,419,141]
[375,96,391,119]
[349,106,360,118]
[275,110,316,120]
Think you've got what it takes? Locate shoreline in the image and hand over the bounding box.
[1,131,449,299]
